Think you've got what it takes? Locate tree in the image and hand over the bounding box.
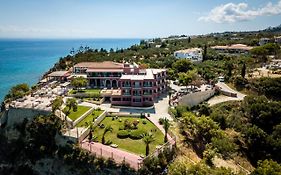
[70,77,87,91]
[172,59,193,73]
[163,118,170,143]
[251,159,281,175]
[51,97,63,113]
[188,37,191,43]
[65,98,77,115]
[226,62,234,79]
[241,63,246,78]
[102,126,113,144]
[178,69,197,89]
[142,133,155,156]
[202,44,207,62]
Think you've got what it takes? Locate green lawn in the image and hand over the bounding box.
[93,117,164,155]
[76,110,104,127]
[69,89,100,95]
[64,105,91,121]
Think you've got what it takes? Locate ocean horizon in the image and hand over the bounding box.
[0,38,141,102]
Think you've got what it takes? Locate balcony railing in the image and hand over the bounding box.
[122,84,131,87]
[123,92,131,96]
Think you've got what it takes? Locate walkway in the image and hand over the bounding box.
[81,141,142,170]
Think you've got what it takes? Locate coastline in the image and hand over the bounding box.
[0,38,141,102]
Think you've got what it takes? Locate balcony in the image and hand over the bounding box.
[132,85,142,89]
[122,84,131,88]
[143,92,153,96]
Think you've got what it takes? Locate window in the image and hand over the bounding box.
[112,98,121,101]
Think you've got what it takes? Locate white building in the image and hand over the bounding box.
[275,36,281,44]
[259,38,271,46]
[174,48,203,62]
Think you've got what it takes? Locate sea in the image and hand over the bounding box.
[0,38,141,102]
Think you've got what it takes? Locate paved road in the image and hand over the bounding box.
[208,82,246,106]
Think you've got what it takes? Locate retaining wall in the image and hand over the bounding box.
[73,107,95,126]
[4,107,50,127]
[178,89,216,107]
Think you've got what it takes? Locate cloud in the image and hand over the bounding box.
[199,0,281,23]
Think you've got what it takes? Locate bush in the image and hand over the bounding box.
[117,130,129,139]
[129,130,146,140]
[159,118,164,125]
[142,120,147,124]
[119,126,125,130]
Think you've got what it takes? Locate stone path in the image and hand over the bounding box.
[81,141,142,170]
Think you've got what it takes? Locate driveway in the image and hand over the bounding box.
[208,82,246,106]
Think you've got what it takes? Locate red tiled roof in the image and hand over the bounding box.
[74,61,124,69]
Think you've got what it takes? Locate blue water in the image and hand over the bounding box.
[0,38,140,101]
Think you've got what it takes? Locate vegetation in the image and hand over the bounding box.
[51,96,63,113]
[4,83,30,101]
[0,115,135,175]
[142,132,155,156]
[70,77,88,91]
[64,98,78,116]
[76,109,104,127]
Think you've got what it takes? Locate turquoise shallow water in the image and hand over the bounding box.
[0,38,140,101]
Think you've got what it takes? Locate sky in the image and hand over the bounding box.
[0,0,281,38]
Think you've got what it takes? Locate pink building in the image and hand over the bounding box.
[73,61,167,107]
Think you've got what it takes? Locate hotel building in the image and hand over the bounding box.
[73,61,167,107]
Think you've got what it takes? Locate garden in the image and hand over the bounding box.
[91,116,164,155]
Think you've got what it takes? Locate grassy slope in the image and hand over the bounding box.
[76,110,104,127]
[93,117,164,155]
[65,106,91,121]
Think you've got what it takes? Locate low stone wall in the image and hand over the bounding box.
[73,107,95,126]
[178,89,216,107]
[77,110,107,143]
[78,127,91,143]
[107,112,142,118]
[93,111,107,127]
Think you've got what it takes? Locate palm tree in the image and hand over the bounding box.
[102,126,113,144]
[163,118,171,143]
[65,98,78,114]
[142,133,155,156]
[51,96,63,113]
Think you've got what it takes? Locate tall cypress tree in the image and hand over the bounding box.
[241,63,246,78]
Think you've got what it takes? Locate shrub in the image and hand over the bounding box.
[119,126,125,130]
[117,130,129,139]
[129,130,146,140]
[119,119,122,122]
[159,118,164,125]
[142,120,147,124]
